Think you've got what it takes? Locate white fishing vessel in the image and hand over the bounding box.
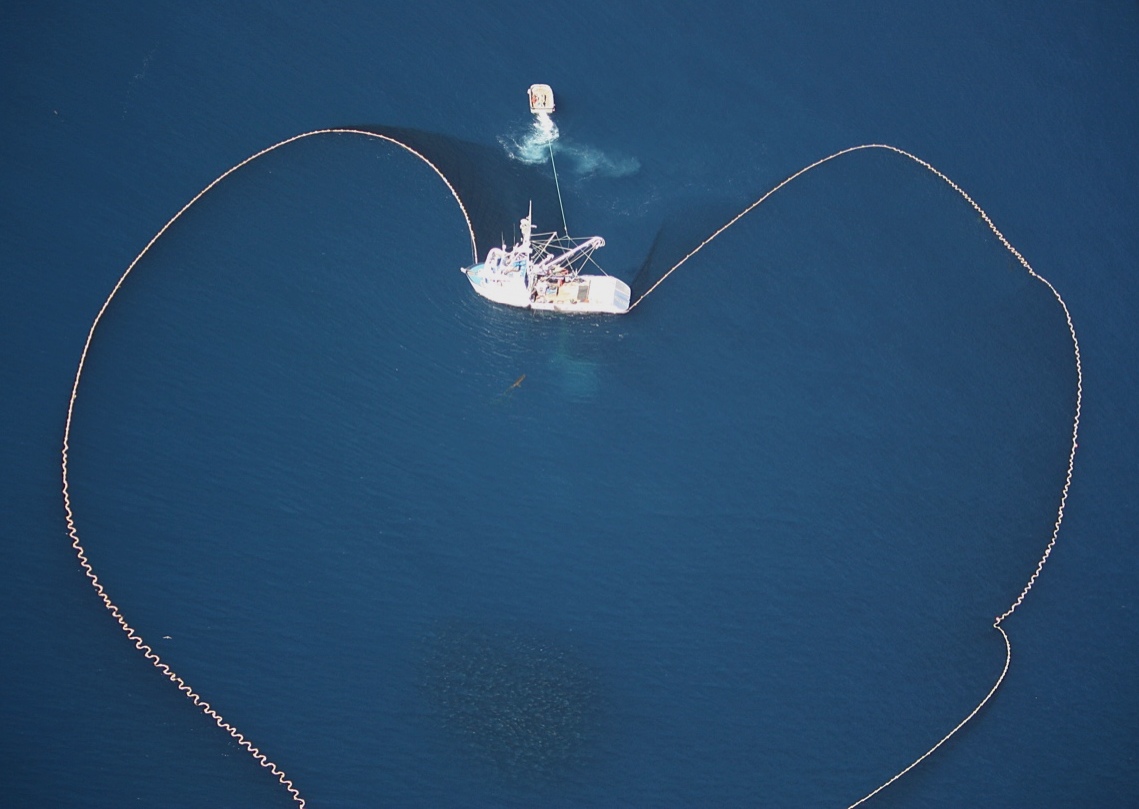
[461,207,631,314]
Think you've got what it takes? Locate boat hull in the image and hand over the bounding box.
[463,262,531,307]
[463,265,630,314]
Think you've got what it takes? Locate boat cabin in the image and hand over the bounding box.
[528,84,555,114]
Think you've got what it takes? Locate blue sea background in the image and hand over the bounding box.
[3,3,1137,807]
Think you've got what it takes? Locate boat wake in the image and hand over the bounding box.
[499,114,640,179]
[500,113,559,163]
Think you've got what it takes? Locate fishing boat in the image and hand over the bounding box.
[461,206,631,314]
[528,83,555,114]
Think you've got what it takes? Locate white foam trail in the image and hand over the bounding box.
[500,114,560,164]
[535,111,557,141]
[500,115,641,179]
[556,142,641,178]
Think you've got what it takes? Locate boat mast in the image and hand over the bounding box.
[520,201,533,254]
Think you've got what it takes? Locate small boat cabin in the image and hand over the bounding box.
[528,84,555,114]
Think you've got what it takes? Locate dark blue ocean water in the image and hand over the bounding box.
[4,3,1137,807]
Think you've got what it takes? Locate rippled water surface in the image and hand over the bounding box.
[4,3,1137,807]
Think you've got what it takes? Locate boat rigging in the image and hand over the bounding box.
[461,205,630,314]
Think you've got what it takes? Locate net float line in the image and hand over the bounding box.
[630,144,1081,806]
[61,128,479,808]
